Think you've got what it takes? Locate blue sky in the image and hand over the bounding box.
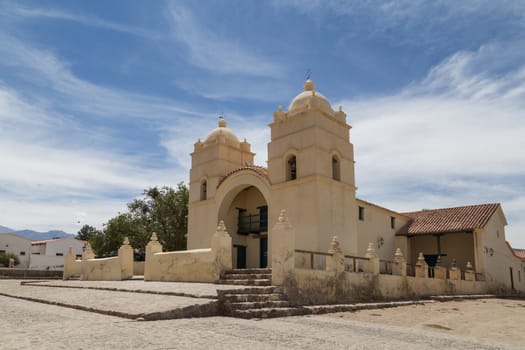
[1,0,525,248]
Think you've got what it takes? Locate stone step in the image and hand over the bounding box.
[226,300,290,311]
[232,307,310,319]
[216,286,279,295]
[222,293,284,303]
[226,268,272,274]
[222,273,271,280]
[216,279,271,286]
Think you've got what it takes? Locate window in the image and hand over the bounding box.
[332,156,340,181]
[56,253,63,256]
[497,230,500,238]
[358,206,365,221]
[19,251,25,256]
[76,255,82,259]
[200,180,207,201]
[286,155,297,181]
[390,216,396,229]
[0,250,5,253]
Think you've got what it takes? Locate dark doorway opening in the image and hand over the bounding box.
[235,245,246,269]
[260,237,268,268]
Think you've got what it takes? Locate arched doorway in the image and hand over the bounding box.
[215,169,271,269]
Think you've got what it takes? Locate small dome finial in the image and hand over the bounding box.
[218,116,227,128]
[304,79,315,91]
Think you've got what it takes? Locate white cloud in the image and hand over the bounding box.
[337,43,525,247]
[166,1,284,77]
[0,35,201,121]
[5,5,162,40]
[0,40,198,234]
[0,87,186,233]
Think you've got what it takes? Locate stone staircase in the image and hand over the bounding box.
[216,268,272,286]
[217,268,309,319]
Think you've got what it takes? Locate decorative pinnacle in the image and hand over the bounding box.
[150,232,158,242]
[218,117,227,128]
[329,236,340,254]
[123,237,130,245]
[365,242,378,258]
[217,220,226,233]
[394,248,404,259]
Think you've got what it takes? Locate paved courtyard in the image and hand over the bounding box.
[0,279,523,349]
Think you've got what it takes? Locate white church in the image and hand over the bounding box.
[186,79,525,292]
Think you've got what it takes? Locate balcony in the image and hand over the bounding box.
[237,211,268,235]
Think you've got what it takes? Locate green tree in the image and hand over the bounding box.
[76,224,99,241]
[86,183,189,258]
[129,183,189,251]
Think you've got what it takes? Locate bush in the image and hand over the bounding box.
[0,252,20,267]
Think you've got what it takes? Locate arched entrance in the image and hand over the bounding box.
[215,169,271,269]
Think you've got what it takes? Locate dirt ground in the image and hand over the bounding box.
[328,298,525,344]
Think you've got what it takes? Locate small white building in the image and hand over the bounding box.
[0,233,32,268]
[30,237,85,271]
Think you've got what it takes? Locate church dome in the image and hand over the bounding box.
[204,118,240,148]
[288,80,334,116]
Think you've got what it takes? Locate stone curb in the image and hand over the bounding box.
[429,294,498,301]
[302,300,435,315]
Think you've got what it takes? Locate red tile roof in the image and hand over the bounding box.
[513,249,525,259]
[218,165,269,187]
[397,203,500,236]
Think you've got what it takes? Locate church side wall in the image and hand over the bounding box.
[356,203,410,260]
[480,210,525,292]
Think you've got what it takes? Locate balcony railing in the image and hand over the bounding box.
[238,213,268,235]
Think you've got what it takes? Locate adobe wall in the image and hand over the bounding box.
[144,222,232,283]
[284,269,488,305]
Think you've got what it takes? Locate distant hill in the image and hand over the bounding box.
[0,225,15,233]
[0,225,75,241]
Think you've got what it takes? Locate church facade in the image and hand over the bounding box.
[187,80,525,292]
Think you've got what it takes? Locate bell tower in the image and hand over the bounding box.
[267,80,358,254]
[187,118,254,248]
